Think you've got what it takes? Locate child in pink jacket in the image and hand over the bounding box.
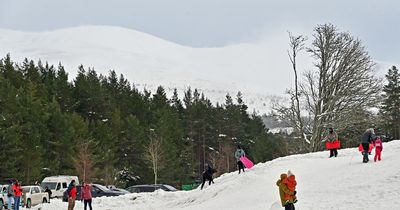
[373,136,383,162]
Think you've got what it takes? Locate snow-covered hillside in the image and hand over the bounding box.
[35,140,400,210]
[0,26,294,114]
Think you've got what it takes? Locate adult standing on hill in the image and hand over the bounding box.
[235,145,246,174]
[361,128,374,163]
[276,172,297,210]
[67,180,77,210]
[322,128,338,158]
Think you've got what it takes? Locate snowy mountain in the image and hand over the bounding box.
[0,26,293,114]
[35,140,400,210]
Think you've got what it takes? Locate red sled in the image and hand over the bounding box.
[240,156,254,169]
[358,144,373,153]
[326,140,341,150]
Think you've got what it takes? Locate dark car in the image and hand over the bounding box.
[63,184,126,202]
[126,184,177,193]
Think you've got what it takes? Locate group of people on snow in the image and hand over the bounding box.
[322,127,384,163]
[200,145,249,190]
[65,180,93,210]
[361,128,384,163]
[3,180,23,210]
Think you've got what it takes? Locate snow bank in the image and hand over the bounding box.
[35,140,400,210]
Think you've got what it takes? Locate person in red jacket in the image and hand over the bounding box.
[374,136,383,162]
[67,180,77,210]
[81,182,93,210]
[12,181,23,210]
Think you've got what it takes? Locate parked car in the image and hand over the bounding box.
[62,184,126,202]
[40,176,79,198]
[0,185,7,210]
[126,184,177,193]
[111,188,130,194]
[21,186,49,208]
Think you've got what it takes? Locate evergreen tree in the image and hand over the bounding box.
[382,66,400,139]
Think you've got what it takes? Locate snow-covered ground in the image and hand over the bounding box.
[34,140,400,210]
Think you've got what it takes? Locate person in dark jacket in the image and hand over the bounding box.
[361,128,374,163]
[44,186,52,203]
[234,145,246,174]
[200,164,216,190]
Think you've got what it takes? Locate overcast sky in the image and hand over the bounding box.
[1,0,399,65]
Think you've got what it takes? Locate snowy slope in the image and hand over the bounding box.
[35,140,400,210]
[0,26,293,114]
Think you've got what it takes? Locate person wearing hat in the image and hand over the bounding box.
[322,128,338,158]
[277,171,297,210]
[234,145,246,174]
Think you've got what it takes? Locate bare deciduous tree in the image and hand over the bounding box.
[74,141,95,182]
[146,130,163,185]
[275,24,381,151]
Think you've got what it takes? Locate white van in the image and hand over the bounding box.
[40,176,79,198]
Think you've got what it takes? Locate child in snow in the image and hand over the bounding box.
[277,171,297,210]
[373,136,383,162]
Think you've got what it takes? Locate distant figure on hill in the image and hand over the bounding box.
[276,171,297,210]
[373,136,383,162]
[322,128,339,158]
[234,145,246,174]
[361,128,374,163]
[200,164,216,190]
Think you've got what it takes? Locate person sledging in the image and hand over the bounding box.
[322,128,339,158]
[235,145,246,174]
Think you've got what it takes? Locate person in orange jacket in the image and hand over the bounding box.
[12,181,23,210]
[277,171,297,210]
